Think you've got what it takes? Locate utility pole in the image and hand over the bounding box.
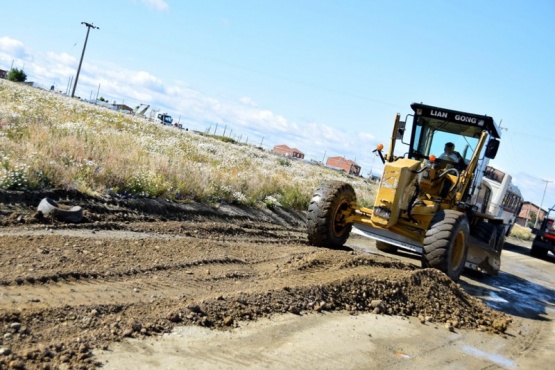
[71,22,99,98]
[95,83,101,103]
[66,76,73,95]
[534,179,553,228]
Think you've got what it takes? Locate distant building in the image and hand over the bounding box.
[23,81,45,89]
[0,69,7,79]
[113,104,134,114]
[272,144,305,159]
[326,156,361,176]
[85,100,134,114]
[516,201,547,227]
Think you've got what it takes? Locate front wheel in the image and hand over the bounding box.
[307,181,356,249]
[422,210,469,281]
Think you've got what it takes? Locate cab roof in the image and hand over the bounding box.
[411,103,501,139]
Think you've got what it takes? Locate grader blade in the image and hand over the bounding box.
[465,235,501,275]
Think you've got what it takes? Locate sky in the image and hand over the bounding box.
[1,0,555,211]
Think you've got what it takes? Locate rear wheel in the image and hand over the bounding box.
[495,224,506,253]
[422,210,469,281]
[307,181,356,249]
[375,241,398,253]
[530,237,549,258]
[473,221,498,250]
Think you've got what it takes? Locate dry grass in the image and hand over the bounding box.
[0,80,377,209]
[509,223,534,241]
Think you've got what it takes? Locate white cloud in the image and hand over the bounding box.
[141,0,169,11]
[131,71,166,93]
[46,51,75,65]
[239,96,257,107]
[0,36,32,61]
[358,132,376,143]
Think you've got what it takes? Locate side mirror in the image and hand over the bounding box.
[485,138,499,159]
[396,121,406,140]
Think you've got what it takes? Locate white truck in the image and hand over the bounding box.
[151,110,173,126]
[134,104,177,127]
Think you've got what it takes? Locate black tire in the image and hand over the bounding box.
[422,210,469,281]
[376,241,398,253]
[37,197,84,223]
[495,224,506,252]
[307,181,356,249]
[472,221,498,249]
[530,238,548,258]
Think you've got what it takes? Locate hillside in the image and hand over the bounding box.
[0,79,376,210]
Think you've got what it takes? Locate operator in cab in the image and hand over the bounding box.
[439,142,465,170]
[439,142,462,161]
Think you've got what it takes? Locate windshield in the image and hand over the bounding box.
[411,117,481,163]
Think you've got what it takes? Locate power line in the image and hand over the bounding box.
[508,130,555,143]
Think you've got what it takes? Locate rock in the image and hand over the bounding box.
[128,319,142,332]
[492,318,510,333]
[0,347,11,356]
[167,312,182,323]
[8,360,25,369]
[187,304,203,314]
[223,316,234,326]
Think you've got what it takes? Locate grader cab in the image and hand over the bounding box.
[307,103,505,281]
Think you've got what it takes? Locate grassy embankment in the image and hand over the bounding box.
[0,79,377,210]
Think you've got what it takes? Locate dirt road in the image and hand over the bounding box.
[0,192,553,369]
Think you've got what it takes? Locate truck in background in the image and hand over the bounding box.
[476,166,523,239]
[530,205,555,258]
[133,104,177,127]
[152,110,174,126]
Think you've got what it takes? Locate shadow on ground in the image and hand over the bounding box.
[503,240,555,264]
[460,269,554,320]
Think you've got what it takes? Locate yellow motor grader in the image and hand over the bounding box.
[307,103,506,281]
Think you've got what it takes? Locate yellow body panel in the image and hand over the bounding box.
[371,158,421,228]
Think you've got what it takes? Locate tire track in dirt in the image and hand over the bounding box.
[0,242,418,312]
[0,193,514,369]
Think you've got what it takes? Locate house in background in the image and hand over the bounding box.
[272,144,305,159]
[0,69,7,79]
[326,156,361,176]
[516,201,547,227]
